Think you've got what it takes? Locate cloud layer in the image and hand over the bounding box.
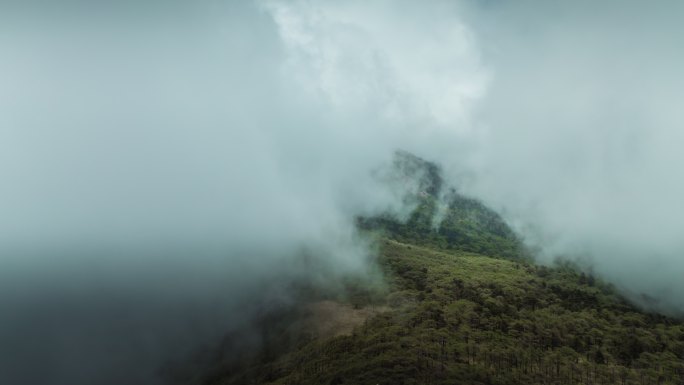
[2,1,684,384]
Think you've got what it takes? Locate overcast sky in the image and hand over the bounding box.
[2,1,684,384]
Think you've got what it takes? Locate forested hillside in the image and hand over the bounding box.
[214,240,684,385]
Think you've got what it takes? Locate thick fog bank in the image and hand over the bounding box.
[0,1,477,384]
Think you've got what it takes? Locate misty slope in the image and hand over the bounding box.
[212,240,684,385]
[188,154,684,385]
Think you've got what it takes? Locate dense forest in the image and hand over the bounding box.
[209,239,684,385]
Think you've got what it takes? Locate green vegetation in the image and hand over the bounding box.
[213,240,684,385]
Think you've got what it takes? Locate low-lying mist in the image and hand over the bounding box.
[2,1,684,384]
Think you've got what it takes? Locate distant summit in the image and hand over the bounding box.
[359,151,527,261]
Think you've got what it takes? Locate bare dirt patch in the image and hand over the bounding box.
[303,300,388,339]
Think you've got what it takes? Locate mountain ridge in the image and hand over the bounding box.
[183,153,684,385]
